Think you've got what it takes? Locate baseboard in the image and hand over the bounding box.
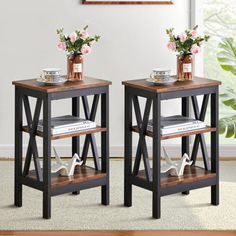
[0,144,235,159]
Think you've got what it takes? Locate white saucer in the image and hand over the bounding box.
[147,77,177,85]
[37,75,67,86]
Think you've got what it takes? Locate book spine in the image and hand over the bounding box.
[163,120,201,129]
[148,120,201,129]
[161,123,206,135]
[38,123,96,135]
[147,123,206,135]
[38,120,93,129]
[52,124,96,135]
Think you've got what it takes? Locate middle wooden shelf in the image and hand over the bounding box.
[22,126,107,140]
[132,126,216,140]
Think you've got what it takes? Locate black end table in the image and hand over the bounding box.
[122,77,221,219]
[13,77,111,219]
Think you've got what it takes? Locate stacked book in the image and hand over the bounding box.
[37,115,96,135]
[147,115,206,135]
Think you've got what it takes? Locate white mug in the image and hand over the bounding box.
[150,68,171,81]
[41,68,61,82]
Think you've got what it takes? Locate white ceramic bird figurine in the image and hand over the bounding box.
[51,147,83,176]
[161,147,193,177]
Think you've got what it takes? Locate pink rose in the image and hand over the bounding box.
[81,45,92,55]
[69,32,77,43]
[167,41,176,51]
[57,41,66,51]
[191,30,198,39]
[191,44,201,54]
[80,30,89,40]
[179,32,187,43]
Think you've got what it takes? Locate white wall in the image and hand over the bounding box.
[0,0,190,157]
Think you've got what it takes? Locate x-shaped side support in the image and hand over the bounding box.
[81,95,101,171]
[191,95,210,170]
[132,96,152,182]
[22,96,43,182]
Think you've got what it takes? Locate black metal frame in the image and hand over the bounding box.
[132,96,152,182]
[124,86,219,219]
[14,86,110,219]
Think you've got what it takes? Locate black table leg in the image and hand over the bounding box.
[72,97,80,195]
[43,96,51,219]
[152,94,161,219]
[101,89,109,205]
[211,90,219,205]
[182,97,190,195]
[124,87,132,207]
[14,88,23,207]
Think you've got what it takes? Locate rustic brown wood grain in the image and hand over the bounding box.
[122,77,221,93]
[137,166,216,188]
[12,77,112,93]
[28,165,106,188]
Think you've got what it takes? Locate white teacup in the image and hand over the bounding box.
[41,68,61,82]
[150,68,171,81]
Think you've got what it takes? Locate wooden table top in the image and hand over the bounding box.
[122,77,221,93]
[12,76,112,93]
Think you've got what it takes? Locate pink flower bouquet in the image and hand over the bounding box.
[166,25,209,56]
[56,25,100,56]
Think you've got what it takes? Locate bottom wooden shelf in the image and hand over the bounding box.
[136,165,216,189]
[27,165,106,189]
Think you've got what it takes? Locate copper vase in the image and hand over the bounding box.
[177,54,193,81]
[67,54,83,81]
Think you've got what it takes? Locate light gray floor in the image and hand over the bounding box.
[0,160,235,230]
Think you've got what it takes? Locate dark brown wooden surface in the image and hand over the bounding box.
[12,77,112,93]
[28,165,106,188]
[22,126,107,140]
[132,126,216,140]
[137,166,216,188]
[0,231,235,236]
[83,0,173,4]
[122,77,221,93]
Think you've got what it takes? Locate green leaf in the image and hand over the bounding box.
[219,121,226,134]
[232,104,236,110]
[217,38,236,139]
[220,65,236,73]
[217,37,236,76]
[223,98,236,106]
[183,38,194,50]
[219,115,236,138]
[83,25,88,30]
[220,87,236,111]
[226,123,235,138]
